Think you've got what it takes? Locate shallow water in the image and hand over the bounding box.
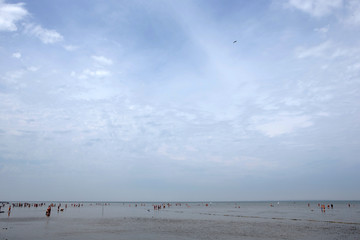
[0,201,359,239]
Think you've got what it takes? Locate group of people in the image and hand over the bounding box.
[0,202,87,217]
[0,202,11,216]
[315,203,334,212]
[46,203,87,216]
[153,203,172,210]
[2,201,356,217]
[10,202,46,208]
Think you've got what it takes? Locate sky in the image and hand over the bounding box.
[0,0,359,202]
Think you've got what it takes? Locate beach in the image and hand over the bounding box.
[1,201,359,240]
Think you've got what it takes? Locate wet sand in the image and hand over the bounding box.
[1,215,359,239]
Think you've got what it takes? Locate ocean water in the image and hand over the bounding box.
[0,201,359,239]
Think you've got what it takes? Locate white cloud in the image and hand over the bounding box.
[83,69,110,77]
[295,41,332,58]
[330,48,350,58]
[0,0,28,31]
[347,62,360,72]
[157,144,187,161]
[72,69,111,79]
[237,156,280,170]
[287,0,343,17]
[286,0,360,26]
[24,23,63,44]
[92,55,113,66]
[252,115,313,137]
[3,70,26,88]
[64,45,78,51]
[283,98,302,106]
[296,41,360,60]
[314,25,329,33]
[316,112,330,117]
[4,70,24,81]
[12,52,21,58]
[27,66,39,72]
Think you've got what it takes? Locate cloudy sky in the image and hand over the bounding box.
[0,0,359,201]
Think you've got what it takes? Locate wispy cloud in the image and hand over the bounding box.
[27,66,39,72]
[1,0,359,201]
[252,114,313,137]
[64,45,78,51]
[295,41,360,59]
[12,52,21,59]
[314,25,329,33]
[3,70,25,82]
[0,0,28,31]
[72,69,111,79]
[286,0,343,17]
[295,41,332,58]
[92,55,113,66]
[23,23,63,44]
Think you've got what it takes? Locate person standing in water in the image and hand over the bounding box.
[7,205,11,216]
[46,205,51,217]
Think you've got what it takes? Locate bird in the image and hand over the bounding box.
[233,40,237,44]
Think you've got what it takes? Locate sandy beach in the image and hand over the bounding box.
[1,216,359,240]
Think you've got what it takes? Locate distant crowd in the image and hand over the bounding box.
[0,201,355,218]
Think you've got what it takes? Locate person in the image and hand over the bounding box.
[7,205,11,216]
[321,204,325,212]
[46,206,51,217]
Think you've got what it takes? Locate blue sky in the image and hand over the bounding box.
[0,0,359,201]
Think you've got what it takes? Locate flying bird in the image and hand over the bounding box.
[233,40,237,44]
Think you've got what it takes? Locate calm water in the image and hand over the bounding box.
[1,201,359,239]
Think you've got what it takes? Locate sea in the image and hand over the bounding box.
[1,201,359,239]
